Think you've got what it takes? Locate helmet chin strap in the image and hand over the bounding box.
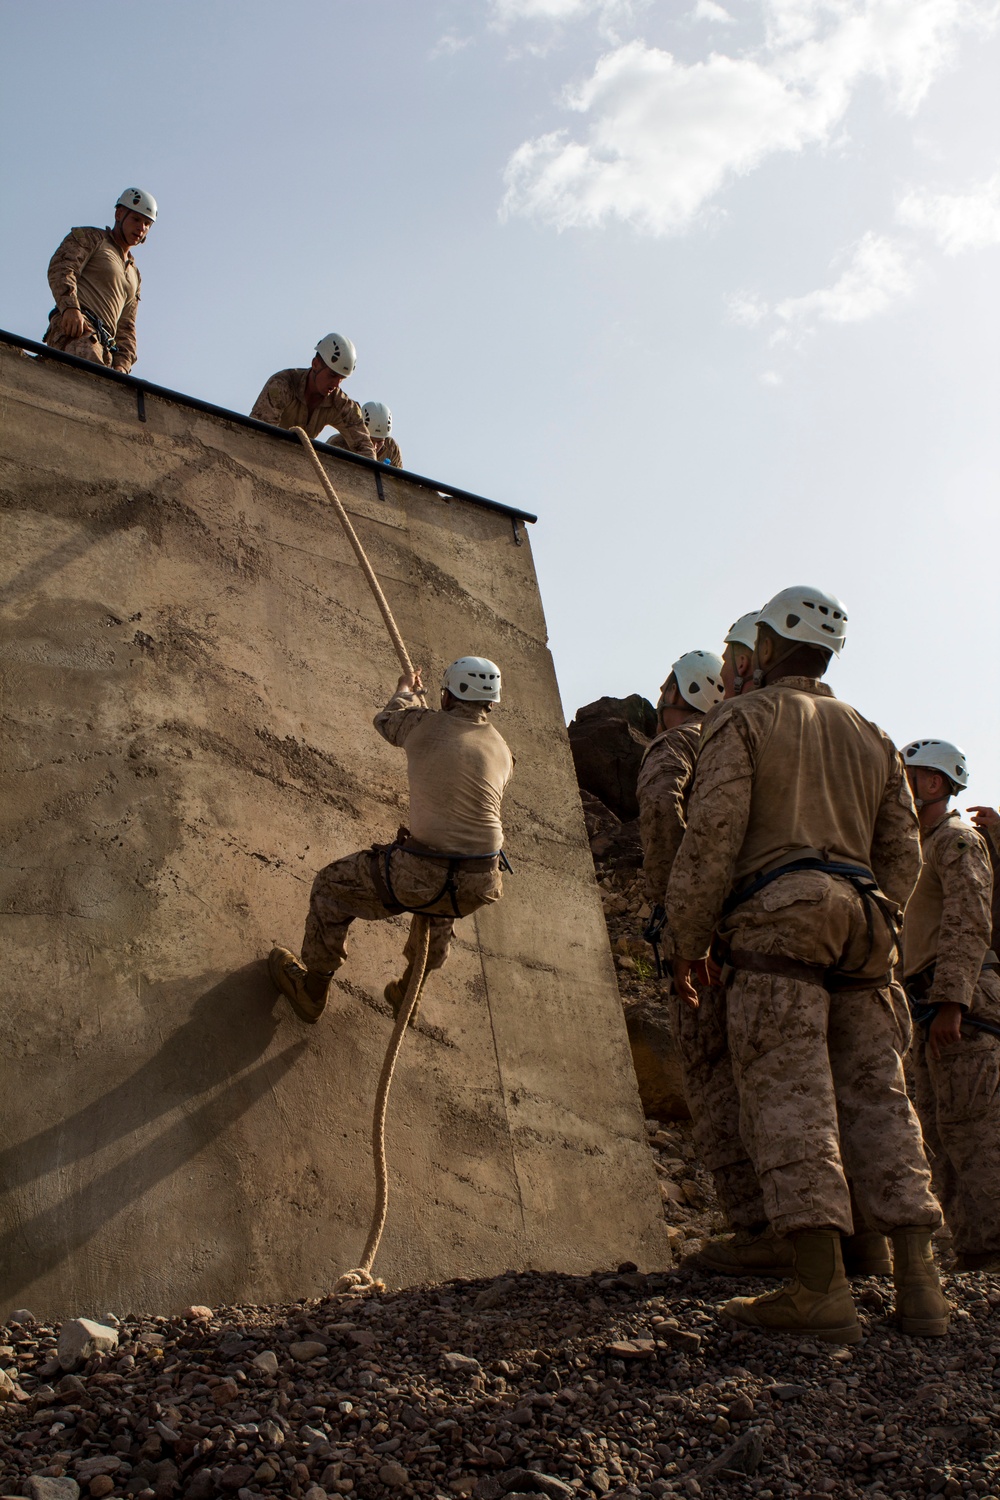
[752,638,800,687]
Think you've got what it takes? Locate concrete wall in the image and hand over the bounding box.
[0,346,667,1319]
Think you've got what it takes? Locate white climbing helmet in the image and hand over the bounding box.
[756,585,848,656]
[671,651,725,714]
[442,656,502,703]
[315,332,357,378]
[362,402,392,439]
[115,187,157,222]
[901,739,970,790]
[725,611,759,653]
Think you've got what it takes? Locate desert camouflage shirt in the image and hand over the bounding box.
[46,226,141,370]
[329,432,403,468]
[666,677,921,959]
[250,369,376,458]
[636,719,702,908]
[903,810,994,1009]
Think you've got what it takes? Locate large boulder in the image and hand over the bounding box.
[623,1000,690,1122]
[579,791,643,867]
[568,695,655,822]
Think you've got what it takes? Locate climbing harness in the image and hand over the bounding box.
[49,303,117,355]
[643,903,667,979]
[720,849,901,992]
[291,425,432,1294]
[904,958,1000,1042]
[371,831,505,918]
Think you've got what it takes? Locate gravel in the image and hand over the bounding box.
[2,1264,998,1499]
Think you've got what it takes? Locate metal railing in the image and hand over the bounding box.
[0,327,538,528]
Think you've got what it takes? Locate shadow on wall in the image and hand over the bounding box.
[0,961,307,1304]
[0,454,230,611]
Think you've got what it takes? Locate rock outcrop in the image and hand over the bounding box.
[567,695,655,823]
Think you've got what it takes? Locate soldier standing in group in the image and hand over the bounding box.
[637,650,783,1266]
[269,657,513,1026]
[667,586,948,1344]
[251,333,376,459]
[901,741,1000,1273]
[43,187,157,373]
[719,611,758,699]
[969,802,1000,956]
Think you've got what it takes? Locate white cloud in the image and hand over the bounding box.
[693,0,736,21]
[725,232,919,351]
[773,232,918,330]
[490,0,634,20]
[726,290,769,326]
[897,173,1000,253]
[501,1,998,234]
[430,31,473,58]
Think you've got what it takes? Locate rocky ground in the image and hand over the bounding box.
[2,1265,999,1500]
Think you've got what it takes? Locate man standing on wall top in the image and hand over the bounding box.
[251,333,376,459]
[667,585,948,1345]
[269,657,513,1026]
[43,187,156,373]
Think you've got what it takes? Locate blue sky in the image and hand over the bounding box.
[2,0,998,802]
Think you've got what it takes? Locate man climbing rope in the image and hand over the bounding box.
[43,187,156,373]
[251,333,376,458]
[667,585,949,1344]
[269,656,513,1025]
[902,740,1000,1273]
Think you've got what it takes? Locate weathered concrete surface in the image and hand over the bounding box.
[0,347,667,1318]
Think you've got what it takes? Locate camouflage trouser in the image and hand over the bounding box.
[43,311,112,367]
[301,844,502,977]
[909,971,1000,1256]
[672,983,767,1229]
[721,871,941,1237]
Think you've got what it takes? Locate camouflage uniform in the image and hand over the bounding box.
[376,436,403,468]
[637,720,765,1228]
[667,677,940,1238]
[43,226,141,372]
[250,369,377,458]
[328,433,403,468]
[904,812,1000,1257]
[301,688,513,979]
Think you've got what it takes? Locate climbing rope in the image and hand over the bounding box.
[290,427,428,1295]
[334,917,430,1293]
[291,426,414,678]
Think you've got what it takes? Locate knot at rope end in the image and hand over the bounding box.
[333,1269,385,1295]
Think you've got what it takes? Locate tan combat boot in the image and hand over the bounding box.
[842,1230,892,1277]
[685,1225,794,1277]
[384,961,427,1027]
[268,946,331,1025]
[892,1229,951,1336]
[722,1229,862,1344]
